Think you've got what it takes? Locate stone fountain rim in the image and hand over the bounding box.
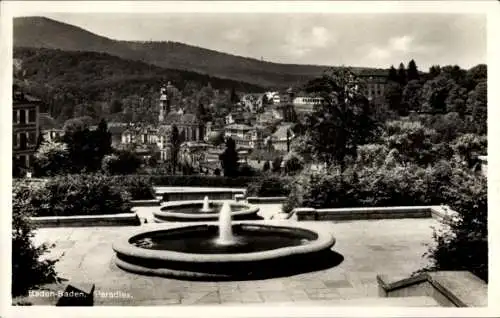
[155,200,259,219]
[112,222,336,263]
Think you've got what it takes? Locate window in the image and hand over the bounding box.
[28,109,36,123]
[19,133,27,149]
[19,109,26,124]
[28,131,36,145]
[13,110,17,123]
[13,133,18,148]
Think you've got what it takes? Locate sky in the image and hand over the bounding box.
[42,13,486,70]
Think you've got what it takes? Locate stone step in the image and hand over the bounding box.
[233,296,441,307]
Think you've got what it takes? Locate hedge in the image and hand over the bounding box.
[136,174,261,188]
[13,174,132,217]
[246,176,292,197]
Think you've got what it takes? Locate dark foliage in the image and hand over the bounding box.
[247,176,292,197]
[18,174,132,217]
[220,138,239,177]
[12,182,58,296]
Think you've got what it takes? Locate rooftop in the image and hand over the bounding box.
[39,113,61,130]
[225,123,254,131]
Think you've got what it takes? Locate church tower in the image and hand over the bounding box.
[158,82,172,123]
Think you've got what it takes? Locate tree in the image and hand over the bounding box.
[272,156,283,173]
[34,141,70,176]
[402,80,422,113]
[219,137,239,177]
[441,65,466,86]
[95,118,112,158]
[286,128,292,152]
[388,65,399,83]
[263,161,270,172]
[465,64,487,90]
[101,150,141,175]
[407,59,420,82]
[170,125,181,174]
[397,62,407,86]
[283,151,304,175]
[382,120,439,166]
[445,84,468,117]
[428,65,441,79]
[452,133,487,168]
[196,103,210,123]
[420,75,454,114]
[424,169,487,282]
[230,87,239,104]
[12,182,58,296]
[466,81,487,135]
[303,67,378,171]
[384,82,404,115]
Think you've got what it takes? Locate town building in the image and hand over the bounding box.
[13,87,41,175]
[240,94,264,113]
[39,113,63,142]
[269,123,295,152]
[355,69,389,100]
[292,96,324,114]
[158,83,205,143]
[223,123,266,149]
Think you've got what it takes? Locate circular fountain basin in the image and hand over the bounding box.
[153,200,260,222]
[112,223,336,280]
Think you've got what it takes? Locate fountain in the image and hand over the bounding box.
[113,199,337,279]
[200,196,213,213]
[153,197,260,222]
[215,201,237,245]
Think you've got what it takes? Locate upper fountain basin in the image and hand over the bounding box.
[153,200,260,222]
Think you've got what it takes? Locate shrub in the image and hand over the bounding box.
[423,168,487,282]
[247,176,292,197]
[34,141,70,176]
[283,152,304,175]
[18,174,132,217]
[283,163,444,212]
[271,156,283,173]
[238,164,260,177]
[262,161,270,172]
[12,182,58,296]
[111,175,155,200]
[102,150,142,175]
[382,120,439,165]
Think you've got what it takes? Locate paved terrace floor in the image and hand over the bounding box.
[24,214,441,306]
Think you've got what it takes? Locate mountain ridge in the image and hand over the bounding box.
[13,16,386,89]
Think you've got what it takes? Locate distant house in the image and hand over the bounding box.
[354,69,389,100]
[106,122,129,147]
[241,94,264,113]
[39,113,63,142]
[265,91,281,104]
[225,113,245,125]
[223,124,265,149]
[270,123,295,152]
[256,109,282,125]
[163,110,205,142]
[292,96,324,114]
[13,87,41,174]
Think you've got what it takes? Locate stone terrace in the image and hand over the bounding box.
[25,216,440,306]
